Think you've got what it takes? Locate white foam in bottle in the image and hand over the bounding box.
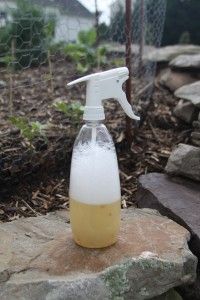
[70,144,121,205]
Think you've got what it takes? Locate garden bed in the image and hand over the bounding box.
[0,57,191,222]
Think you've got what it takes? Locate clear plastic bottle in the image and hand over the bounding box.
[69,121,121,248]
[67,67,140,248]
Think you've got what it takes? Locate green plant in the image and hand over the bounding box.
[49,41,66,55]
[53,101,84,123]
[64,29,107,73]
[0,24,12,55]
[10,116,47,142]
[111,57,124,67]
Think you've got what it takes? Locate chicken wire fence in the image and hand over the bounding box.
[0,0,166,187]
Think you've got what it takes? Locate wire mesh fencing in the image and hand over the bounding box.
[0,0,166,187]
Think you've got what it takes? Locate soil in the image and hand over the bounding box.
[0,56,191,222]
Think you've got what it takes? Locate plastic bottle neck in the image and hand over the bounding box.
[85,120,102,127]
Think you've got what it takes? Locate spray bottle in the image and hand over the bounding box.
[67,67,140,248]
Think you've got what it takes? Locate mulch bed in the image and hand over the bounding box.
[0,57,191,222]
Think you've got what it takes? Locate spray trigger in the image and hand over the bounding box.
[67,67,140,122]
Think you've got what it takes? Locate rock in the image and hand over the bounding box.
[159,69,198,92]
[105,43,155,56]
[136,173,200,300]
[191,131,200,140]
[174,81,200,108]
[0,209,197,300]
[173,100,198,124]
[152,289,183,300]
[193,121,200,129]
[170,54,200,70]
[136,173,200,254]
[191,139,200,147]
[0,80,6,89]
[145,45,200,63]
[165,143,200,181]
[191,127,200,146]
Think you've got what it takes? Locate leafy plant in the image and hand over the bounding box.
[78,29,96,47]
[111,57,124,67]
[53,101,84,123]
[64,29,107,73]
[49,41,66,55]
[10,116,47,142]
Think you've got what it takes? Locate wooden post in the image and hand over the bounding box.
[125,0,132,145]
[94,0,99,45]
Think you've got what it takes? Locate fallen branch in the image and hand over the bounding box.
[20,199,41,217]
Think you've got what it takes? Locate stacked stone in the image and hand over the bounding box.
[149,46,200,149]
[174,81,200,147]
[191,112,200,147]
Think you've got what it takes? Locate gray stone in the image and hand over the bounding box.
[0,209,197,300]
[191,139,200,147]
[165,143,200,181]
[170,54,200,69]
[174,81,200,108]
[159,69,198,92]
[193,121,200,129]
[136,173,200,253]
[0,80,6,89]
[152,289,183,300]
[145,45,200,63]
[136,173,200,300]
[105,43,155,56]
[191,131,200,140]
[173,100,198,123]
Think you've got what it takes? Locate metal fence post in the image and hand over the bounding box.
[94,0,99,45]
[139,0,144,73]
[125,0,132,145]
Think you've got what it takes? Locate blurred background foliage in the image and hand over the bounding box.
[106,0,200,45]
[162,0,200,45]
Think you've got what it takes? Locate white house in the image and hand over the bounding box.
[0,0,95,42]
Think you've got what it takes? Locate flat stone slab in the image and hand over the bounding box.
[174,81,200,108]
[105,43,155,56]
[145,45,200,63]
[0,209,197,300]
[170,54,200,69]
[136,173,200,258]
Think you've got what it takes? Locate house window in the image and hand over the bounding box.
[0,11,7,27]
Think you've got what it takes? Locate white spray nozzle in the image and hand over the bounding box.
[67,67,140,121]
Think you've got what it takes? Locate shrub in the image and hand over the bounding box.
[64,29,107,73]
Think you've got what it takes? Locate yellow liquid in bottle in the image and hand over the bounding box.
[70,198,121,248]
